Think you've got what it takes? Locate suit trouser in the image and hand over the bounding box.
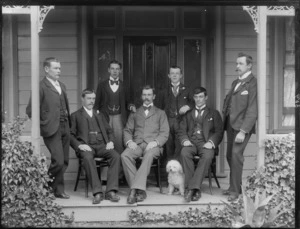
[43,120,70,195]
[226,118,252,195]
[121,142,161,191]
[180,143,214,190]
[77,144,120,195]
[109,114,124,178]
[165,117,182,161]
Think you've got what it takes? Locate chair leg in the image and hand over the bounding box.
[213,170,221,188]
[208,167,213,195]
[85,171,88,198]
[97,164,102,183]
[157,159,162,193]
[74,162,81,191]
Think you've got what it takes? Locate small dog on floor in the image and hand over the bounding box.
[166,160,185,196]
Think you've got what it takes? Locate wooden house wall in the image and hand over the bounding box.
[223,6,270,178]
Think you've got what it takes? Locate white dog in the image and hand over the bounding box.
[166,160,185,196]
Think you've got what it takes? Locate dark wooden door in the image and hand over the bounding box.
[123,37,176,106]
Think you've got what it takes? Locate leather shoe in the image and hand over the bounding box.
[127,189,137,204]
[184,189,194,202]
[93,193,103,204]
[136,190,147,202]
[191,189,201,201]
[222,189,231,195]
[105,191,120,202]
[54,193,70,199]
[228,194,239,202]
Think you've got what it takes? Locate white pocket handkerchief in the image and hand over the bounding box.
[241,90,249,95]
[208,118,213,121]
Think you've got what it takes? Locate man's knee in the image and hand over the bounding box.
[181,147,192,158]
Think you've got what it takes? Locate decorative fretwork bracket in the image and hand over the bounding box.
[2,5,54,33]
[38,6,54,32]
[243,5,295,33]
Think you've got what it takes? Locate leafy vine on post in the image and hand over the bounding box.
[1,117,74,227]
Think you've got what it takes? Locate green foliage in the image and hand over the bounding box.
[222,186,287,227]
[223,133,295,228]
[1,117,74,227]
[128,205,232,227]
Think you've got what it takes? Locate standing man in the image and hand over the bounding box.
[26,57,71,199]
[95,60,136,181]
[178,87,223,202]
[70,89,120,204]
[156,66,193,161]
[222,52,258,201]
[121,85,169,204]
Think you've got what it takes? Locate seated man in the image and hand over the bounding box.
[121,85,169,204]
[70,89,120,204]
[177,87,223,202]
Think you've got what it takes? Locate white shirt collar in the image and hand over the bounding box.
[46,76,59,85]
[239,71,251,80]
[143,103,153,107]
[196,104,206,110]
[109,76,119,81]
[171,82,180,87]
[83,106,93,117]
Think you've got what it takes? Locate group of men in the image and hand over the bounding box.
[26,52,257,205]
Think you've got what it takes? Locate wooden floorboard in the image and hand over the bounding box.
[54,177,233,222]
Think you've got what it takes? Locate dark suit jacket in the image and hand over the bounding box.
[123,105,169,147]
[177,107,224,154]
[70,107,115,151]
[26,77,70,137]
[222,73,258,134]
[156,83,193,119]
[94,79,133,125]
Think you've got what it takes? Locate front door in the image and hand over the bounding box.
[123,36,176,106]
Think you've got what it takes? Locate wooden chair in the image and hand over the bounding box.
[193,154,220,195]
[74,157,110,197]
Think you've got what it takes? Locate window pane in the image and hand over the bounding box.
[282,17,295,127]
[97,39,115,82]
[184,39,202,88]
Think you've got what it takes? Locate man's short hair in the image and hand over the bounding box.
[169,65,182,74]
[43,57,59,68]
[142,85,155,94]
[108,60,122,69]
[238,52,253,66]
[81,88,95,98]
[193,86,207,96]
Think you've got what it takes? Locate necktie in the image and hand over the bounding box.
[55,81,60,87]
[234,79,244,91]
[195,108,204,118]
[110,80,119,85]
[172,85,179,96]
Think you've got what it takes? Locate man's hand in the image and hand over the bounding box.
[203,141,213,149]
[183,140,193,147]
[78,144,92,152]
[145,141,158,151]
[128,141,138,150]
[106,141,114,150]
[235,131,246,143]
[178,105,190,115]
[130,105,137,113]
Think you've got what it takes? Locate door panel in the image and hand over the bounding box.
[123,37,176,106]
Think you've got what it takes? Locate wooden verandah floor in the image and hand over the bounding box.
[54,175,232,222]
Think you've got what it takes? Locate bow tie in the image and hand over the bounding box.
[143,106,151,111]
[110,80,119,85]
[54,81,60,87]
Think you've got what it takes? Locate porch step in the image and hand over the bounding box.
[55,180,229,222]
